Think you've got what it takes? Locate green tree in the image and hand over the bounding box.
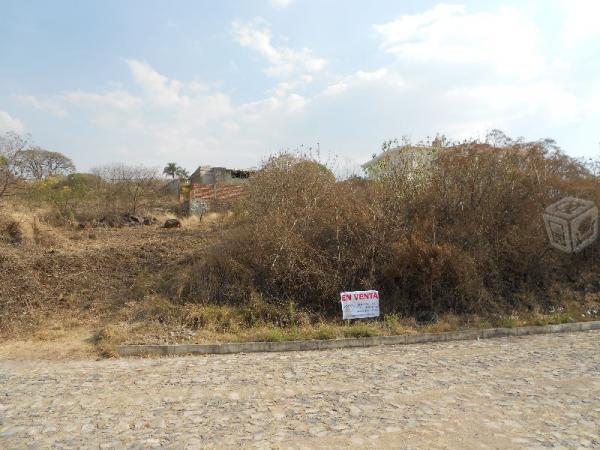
[16,147,75,179]
[163,162,178,179]
[30,173,98,218]
[175,166,189,180]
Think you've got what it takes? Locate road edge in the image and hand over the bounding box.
[116,320,600,357]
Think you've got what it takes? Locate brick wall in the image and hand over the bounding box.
[187,183,247,214]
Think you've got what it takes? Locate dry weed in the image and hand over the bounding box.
[165,141,599,318]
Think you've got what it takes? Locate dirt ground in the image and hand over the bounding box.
[0,212,215,342]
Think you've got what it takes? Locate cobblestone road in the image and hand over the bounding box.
[1,331,599,449]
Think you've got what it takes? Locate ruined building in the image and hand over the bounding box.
[180,166,254,214]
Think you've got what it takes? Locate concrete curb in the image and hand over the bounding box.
[116,320,600,357]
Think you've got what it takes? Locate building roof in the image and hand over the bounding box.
[361,145,436,169]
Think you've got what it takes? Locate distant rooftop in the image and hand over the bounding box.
[361,145,437,169]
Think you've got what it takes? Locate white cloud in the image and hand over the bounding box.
[17,95,67,117]
[63,90,143,110]
[581,84,600,114]
[233,19,327,78]
[21,60,313,168]
[322,68,407,96]
[0,111,25,133]
[365,2,599,151]
[270,74,315,97]
[560,0,600,46]
[374,4,544,79]
[126,59,191,107]
[445,81,580,126]
[14,2,600,169]
[270,0,294,9]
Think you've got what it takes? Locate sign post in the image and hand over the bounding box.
[340,290,380,320]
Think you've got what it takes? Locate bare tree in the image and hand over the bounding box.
[583,153,600,178]
[0,132,28,202]
[92,163,159,214]
[16,147,75,179]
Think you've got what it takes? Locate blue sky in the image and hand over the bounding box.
[1,0,599,174]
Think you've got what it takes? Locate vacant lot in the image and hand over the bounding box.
[1,140,599,355]
[0,215,213,344]
[1,331,599,448]
[0,205,599,358]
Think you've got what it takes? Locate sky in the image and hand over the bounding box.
[1,0,599,174]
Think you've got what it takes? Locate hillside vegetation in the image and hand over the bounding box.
[1,132,599,356]
[164,137,600,317]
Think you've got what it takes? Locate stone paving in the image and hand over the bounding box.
[1,331,599,449]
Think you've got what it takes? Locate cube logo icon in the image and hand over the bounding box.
[543,197,598,253]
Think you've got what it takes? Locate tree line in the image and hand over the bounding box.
[1,131,194,208]
[0,132,196,221]
[0,132,75,200]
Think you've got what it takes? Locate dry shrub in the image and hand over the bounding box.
[0,206,66,248]
[1,217,22,244]
[164,136,599,318]
[22,168,180,227]
[92,325,127,358]
[162,154,388,315]
[382,238,484,314]
[422,141,597,306]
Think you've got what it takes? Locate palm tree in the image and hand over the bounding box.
[163,162,178,179]
[175,167,189,180]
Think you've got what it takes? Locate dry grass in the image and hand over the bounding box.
[1,134,599,359]
[0,204,216,339]
[0,327,96,360]
[3,306,598,360]
[68,300,600,358]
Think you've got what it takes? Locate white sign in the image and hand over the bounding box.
[340,290,380,320]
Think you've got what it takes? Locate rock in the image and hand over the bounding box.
[97,213,159,228]
[163,219,181,229]
[121,213,143,226]
[142,217,156,226]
